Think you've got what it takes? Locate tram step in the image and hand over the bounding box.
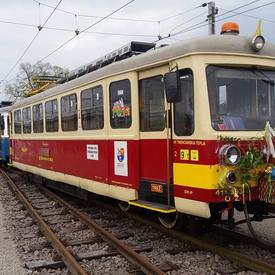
[129,200,176,213]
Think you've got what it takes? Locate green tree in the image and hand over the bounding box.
[5,62,68,99]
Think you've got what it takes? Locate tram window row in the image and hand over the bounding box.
[12,70,194,136]
[13,79,132,134]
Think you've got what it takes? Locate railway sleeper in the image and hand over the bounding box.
[127,260,179,274]
[46,217,74,225]
[63,230,133,246]
[25,260,64,270]
[39,208,66,216]
[75,244,152,260]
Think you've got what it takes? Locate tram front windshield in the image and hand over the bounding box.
[207,66,275,131]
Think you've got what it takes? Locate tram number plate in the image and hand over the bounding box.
[151,183,163,193]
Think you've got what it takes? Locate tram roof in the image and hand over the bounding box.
[12,35,275,109]
[0,105,13,114]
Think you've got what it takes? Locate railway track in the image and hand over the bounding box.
[92,198,275,274]
[2,168,275,274]
[0,169,166,275]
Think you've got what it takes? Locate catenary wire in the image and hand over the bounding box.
[33,0,158,23]
[0,19,157,38]
[169,1,275,39]
[0,0,137,90]
[219,7,275,24]
[168,10,207,35]
[1,0,63,82]
[160,2,207,22]
[156,0,263,42]
[1,1,274,90]
[39,0,136,63]
[33,0,210,24]
[215,0,261,19]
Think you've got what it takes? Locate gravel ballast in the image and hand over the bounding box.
[0,199,27,274]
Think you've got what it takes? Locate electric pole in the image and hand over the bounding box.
[207,1,218,35]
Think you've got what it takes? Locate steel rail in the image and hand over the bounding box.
[39,185,165,275]
[209,224,275,254]
[93,200,275,275]
[0,170,87,275]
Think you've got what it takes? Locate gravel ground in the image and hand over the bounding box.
[1,171,274,275]
[0,199,27,275]
[234,210,275,242]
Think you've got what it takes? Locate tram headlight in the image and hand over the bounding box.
[226,171,236,184]
[251,35,265,52]
[219,144,241,166]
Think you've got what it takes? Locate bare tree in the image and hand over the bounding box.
[4,62,68,100]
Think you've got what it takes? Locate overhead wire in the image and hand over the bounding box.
[165,0,275,41]
[156,0,261,42]
[215,1,275,24]
[215,0,261,19]
[168,10,207,35]
[0,19,157,38]
[1,0,274,90]
[33,0,158,23]
[160,3,207,22]
[39,0,137,63]
[1,0,63,82]
[170,0,264,37]
[0,2,211,40]
[0,0,137,90]
[218,7,275,24]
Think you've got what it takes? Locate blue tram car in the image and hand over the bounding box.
[0,102,12,164]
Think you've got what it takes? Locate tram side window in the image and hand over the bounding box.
[33,103,43,133]
[139,75,165,131]
[109,79,132,129]
[45,99,58,132]
[61,94,77,131]
[22,107,32,134]
[174,69,194,136]
[81,86,104,130]
[14,110,22,134]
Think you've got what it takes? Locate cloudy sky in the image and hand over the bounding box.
[0,0,275,100]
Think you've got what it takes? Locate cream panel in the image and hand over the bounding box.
[175,197,211,218]
[12,161,136,201]
[106,72,139,140]
[138,65,168,79]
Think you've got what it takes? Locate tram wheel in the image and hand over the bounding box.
[118,201,130,212]
[158,212,179,229]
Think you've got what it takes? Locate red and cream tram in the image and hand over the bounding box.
[6,23,275,228]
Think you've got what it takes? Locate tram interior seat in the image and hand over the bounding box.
[223,116,245,130]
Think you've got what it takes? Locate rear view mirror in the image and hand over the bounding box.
[164,71,181,103]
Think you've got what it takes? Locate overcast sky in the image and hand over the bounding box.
[0,0,275,100]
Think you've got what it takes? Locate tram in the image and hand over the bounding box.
[4,22,275,229]
[0,102,12,164]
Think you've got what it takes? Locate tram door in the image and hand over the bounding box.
[138,67,173,207]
